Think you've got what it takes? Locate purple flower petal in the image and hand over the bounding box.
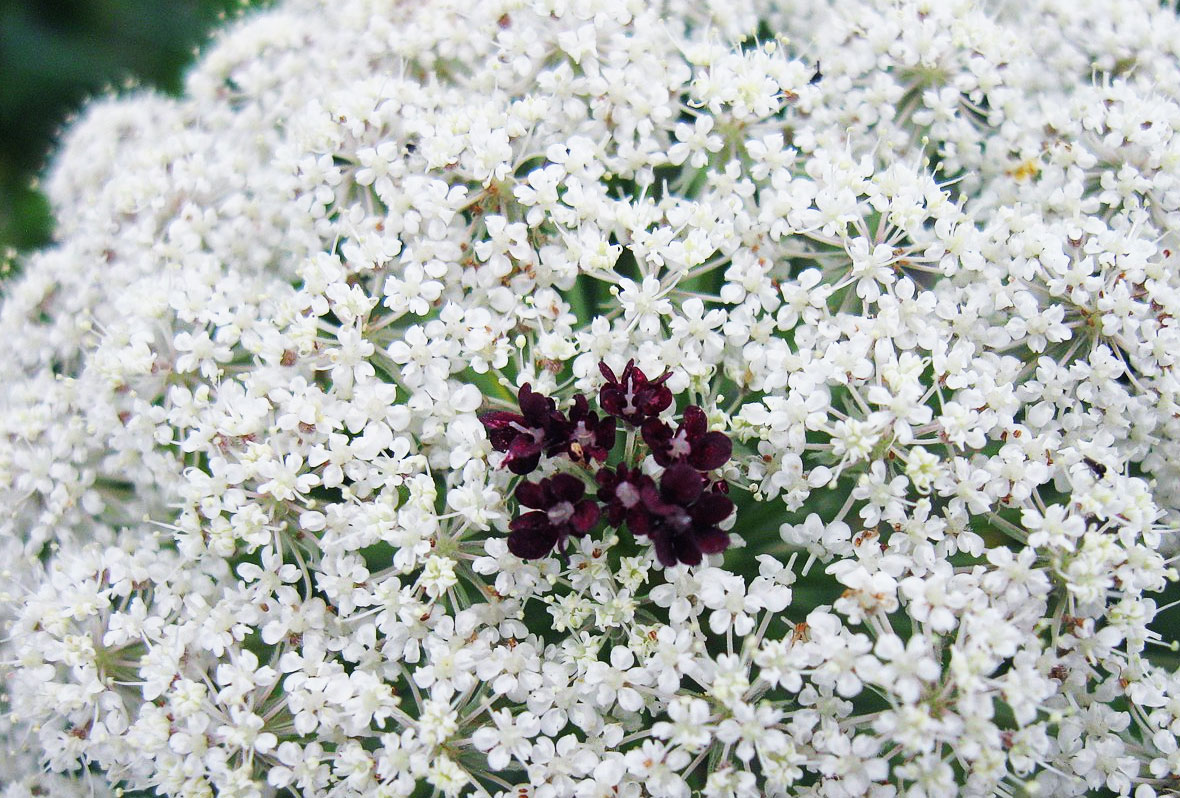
[515,480,547,510]
[682,405,707,437]
[548,473,586,503]
[640,482,676,516]
[627,506,653,537]
[571,500,600,533]
[596,417,617,453]
[659,532,702,567]
[693,527,730,555]
[660,463,704,506]
[688,431,733,471]
[517,383,553,419]
[508,514,560,559]
[505,437,543,475]
[641,419,675,465]
[691,492,734,526]
[479,411,524,451]
[651,532,679,567]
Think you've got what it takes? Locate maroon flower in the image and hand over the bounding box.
[563,394,617,466]
[508,474,600,559]
[480,384,572,475]
[596,464,657,535]
[641,405,733,471]
[640,463,733,567]
[598,360,673,426]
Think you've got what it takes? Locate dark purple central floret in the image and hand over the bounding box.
[596,464,657,534]
[563,394,616,465]
[508,473,600,559]
[642,405,733,471]
[482,361,739,568]
[599,359,673,426]
[480,383,572,475]
[639,463,734,567]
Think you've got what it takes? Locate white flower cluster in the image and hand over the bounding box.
[4,0,1180,795]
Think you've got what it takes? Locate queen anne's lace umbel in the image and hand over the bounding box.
[4,0,1180,796]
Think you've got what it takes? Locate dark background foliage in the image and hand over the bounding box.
[0,0,252,254]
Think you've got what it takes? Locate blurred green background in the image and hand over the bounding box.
[0,0,253,255]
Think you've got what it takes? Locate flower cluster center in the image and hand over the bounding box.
[480,360,736,567]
